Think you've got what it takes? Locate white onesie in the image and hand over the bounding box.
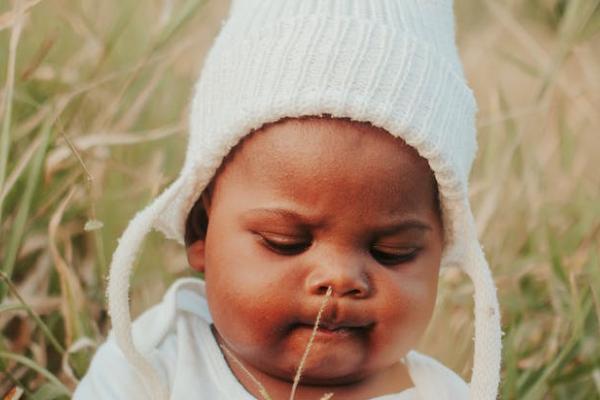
[74,278,469,399]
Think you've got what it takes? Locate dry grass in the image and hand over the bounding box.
[0,0,598,399]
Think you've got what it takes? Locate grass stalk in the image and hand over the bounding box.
[0,272,65,356]
[219,345,273,400]
[0,117,52,300]
[289,286,333,400]
[0,0,25,225]
[0,352,71,397]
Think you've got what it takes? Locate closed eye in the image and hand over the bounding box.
[258,235,311,255]
[257,234,421,264]
[370,246,420,266]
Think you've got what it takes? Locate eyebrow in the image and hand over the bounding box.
[374,221,431,235]
[241,207,322,226]
[241,207,432,233]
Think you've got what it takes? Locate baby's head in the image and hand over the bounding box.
[106,1,502,398]
[184,117,443,385]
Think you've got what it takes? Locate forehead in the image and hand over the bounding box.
[213,118,436,214]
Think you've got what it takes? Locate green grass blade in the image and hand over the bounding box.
[0,2,25,224]
[0,351,71,397]
[30,383,70,400]
[0,272,65,355]
[0,117,52,300]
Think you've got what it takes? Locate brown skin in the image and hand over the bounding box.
[187,117,444,400]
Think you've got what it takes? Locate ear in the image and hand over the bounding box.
[187,240,206,273]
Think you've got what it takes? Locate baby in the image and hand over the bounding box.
[75,1,501,399]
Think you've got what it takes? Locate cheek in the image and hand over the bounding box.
[204,233,293,301]
[203,233,298,349]
[374,263,440,353]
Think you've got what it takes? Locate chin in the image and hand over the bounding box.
[295,370,368,386]
[273,353,369,386]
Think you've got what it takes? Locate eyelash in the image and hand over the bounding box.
[260,237,311,255]
[258,236,420,266]
[370,247,419,266]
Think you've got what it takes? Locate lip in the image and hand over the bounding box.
[295,302,375,339]
[294,322,373,339]
[298,314,375,331]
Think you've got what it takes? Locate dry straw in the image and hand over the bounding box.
[220,286,334,400]
[289,286,334,400]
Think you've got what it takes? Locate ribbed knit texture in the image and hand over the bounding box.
[107,1,502,399]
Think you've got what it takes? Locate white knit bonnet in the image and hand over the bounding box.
[107,1,502,399]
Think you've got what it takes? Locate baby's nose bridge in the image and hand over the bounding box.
[304,246,371,298]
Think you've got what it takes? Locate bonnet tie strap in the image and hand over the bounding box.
[462,209,502,400]
[107,179,183,400]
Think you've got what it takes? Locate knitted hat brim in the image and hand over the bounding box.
[155,16,477,262]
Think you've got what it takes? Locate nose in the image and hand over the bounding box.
[305,249,371,299]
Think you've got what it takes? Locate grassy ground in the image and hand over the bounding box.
[0,0,598,399]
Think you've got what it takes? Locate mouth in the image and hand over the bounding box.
[293,322,374,339]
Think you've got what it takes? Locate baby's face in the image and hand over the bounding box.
[188,117,443,386]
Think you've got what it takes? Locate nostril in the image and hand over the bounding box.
[316,286,329,295]
[306,269,371,298]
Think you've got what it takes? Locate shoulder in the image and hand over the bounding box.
[73,338,151,399]
[404,351,470,400]
[75,277,211,399]
[130,277,212,352]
